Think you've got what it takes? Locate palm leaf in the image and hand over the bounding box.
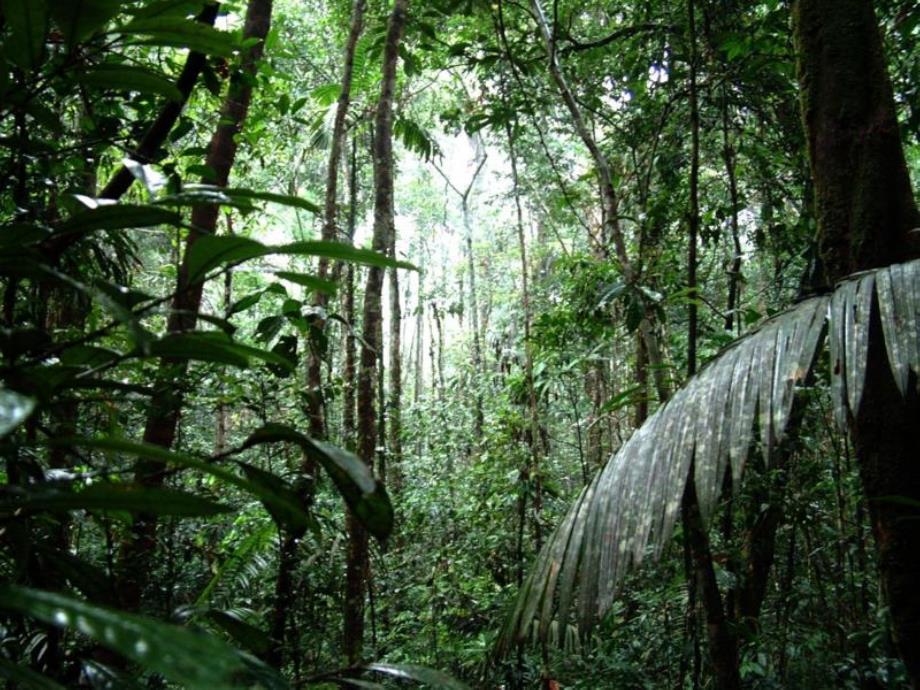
[497,259,920,655]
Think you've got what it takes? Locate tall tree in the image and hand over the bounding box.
[344,0,409,664]
[116,0,274,614]
[306,0,367,439]
[792,0,920,682]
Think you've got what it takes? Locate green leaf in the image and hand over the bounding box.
[0,586,284,690]
[148,332,294,372]
[223,188,320,214]
[0,484,231,517]
[274,272,337,296]
[0,657,65,690]
[279,241,416,271]
[1,0,48,69]
[238,462,311,533]
[185,235,268,285]
[49,0,122,45]
[0,389,36,438]
[148,332,249,367]
[116,16,239,57]
[228,289,267,316]
[206,609,271,655]
[79,64,182,100]
[243,424,393,541]
[65,437,314,537]
[56,204,180,238]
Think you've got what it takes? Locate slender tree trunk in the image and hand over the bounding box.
[793,0,920,683]
[344,0,408,665]
[505,118,543,549]
[343,139,359,452]
[434,154,487,436]
[116,0,272,614]
[680,2,741,685]
[721,90,742,334]
[306,0,367,439]
[387,238,403,493]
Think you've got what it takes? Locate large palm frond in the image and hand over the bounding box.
[497,259,920,654]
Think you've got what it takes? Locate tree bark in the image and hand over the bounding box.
[100,3,219,201]
[116,0,273,614]
[792,0,920,684]
[344,0,408,665]
[306,0,367,439]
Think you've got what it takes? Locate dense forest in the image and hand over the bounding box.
[1,0,919,687]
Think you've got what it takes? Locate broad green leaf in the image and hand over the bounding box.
[0,222,51,248]
[238,462,311,533]
[0,389,36,438]
[185,235,268,285]
[0,586,284,690]
[79,64,182,100]
[34,545,117,605]
[228,289,267,316]
[1,0,48,69]
[49,0,122,44]
[243,424,393,541]
[223,188,320,214]
[274,272,337,295]
[56,204,180,237]
[0,483,231,517]
[0,657,65,690]
[116,17,239,57]
[279,241,416,271]
[148,332,250,367]
[65,437,314,536]
[206,609,271,655]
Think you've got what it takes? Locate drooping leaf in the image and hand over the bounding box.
[0,389,36,438]
[223,188,320,214]
[500,260,920,655]
[56,204,180,238]
[184,235,268,285]
[1,0,48,69]
[279,241,416,271]
[78,64,182,100]
[116,16,239,57]
[362,663,470,689]
[0,483,230,517]
[238,462,311,533]
[0,587,284,690]
[49,0,121,45]
[0,658,65,690]
[61,437,313,534]
[206,609,271,655]
[274,272,338,295]
[243,424,393,541]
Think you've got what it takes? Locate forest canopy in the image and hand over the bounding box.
[0,0,918,688]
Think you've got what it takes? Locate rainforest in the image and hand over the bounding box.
[0,0,919,688]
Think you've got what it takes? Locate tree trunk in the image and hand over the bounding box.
[505,118,543,549]
[116,0,273,614]
[344,0,408,665]
[99,3,219,201]
[306,0,367,439]
[388,226,403,493]
[792,0,920,684]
